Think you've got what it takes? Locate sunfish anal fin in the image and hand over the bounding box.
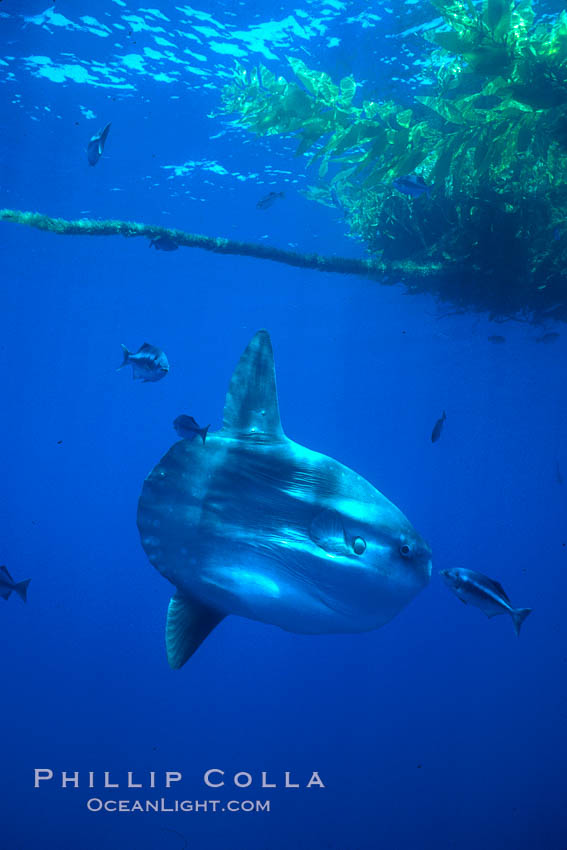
[166,593,224,669]
[222,329,284,440]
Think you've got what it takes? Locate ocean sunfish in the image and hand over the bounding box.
[137,331,432,668]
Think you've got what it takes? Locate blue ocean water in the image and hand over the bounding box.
[2,1,567,848]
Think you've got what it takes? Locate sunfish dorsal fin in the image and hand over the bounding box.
[222,330,284,439]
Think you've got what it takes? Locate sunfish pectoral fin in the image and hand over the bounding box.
[309,508,351,556]
[166,593,225,669]
[222,330,284,440]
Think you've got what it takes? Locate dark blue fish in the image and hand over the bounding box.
[440,568,532,636]
[149,236,179,252]
[118,342,169,383]
[87,122,111,166]
[173,415,210,444]
[257,191,285,210]
[393,174,431,199]
[536,332,560,344]
[0,565,30,602]
[330,186,346,211]
[431,410,446,443]
[488,335,506,344]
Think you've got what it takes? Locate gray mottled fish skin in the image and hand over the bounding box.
[137,330,432,669]
[431,410,446,443]
[440,568,532,636]
[87,122,111,166]
[118,342,169,382]
[0,565,30,602]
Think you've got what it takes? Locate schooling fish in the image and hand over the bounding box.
[431,411,447,443]
[87,122,111,166]
[536,332,560,344]
[257,191,285,210]
[118,342,169,383]
[173,415,210,444]
[440,568,532,636]
[0,565,30,602]
[149,236,179,252]
[393,174,431,199]
[488,335,506,344]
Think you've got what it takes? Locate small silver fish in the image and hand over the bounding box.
[87,122,111,166]
[0,565,30,602]
[173,415,210,444]
[431,410,446,443]
[536,332,560,344]
[118,342,169,382]
[488,335,506,344]
[440,568,532,636]
[393,174,431,199]
[256,191,285,210]
[149,236,179,252]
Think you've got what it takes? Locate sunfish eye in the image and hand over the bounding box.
[352,537,366,555]
[399,543,411,558]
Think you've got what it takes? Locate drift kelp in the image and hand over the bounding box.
[221,0,567,322]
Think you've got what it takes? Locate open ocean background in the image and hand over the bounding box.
[1,1,567,847]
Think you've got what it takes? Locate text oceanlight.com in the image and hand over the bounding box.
[86,798,270,813]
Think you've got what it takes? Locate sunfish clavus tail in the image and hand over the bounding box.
[137,331,432,668]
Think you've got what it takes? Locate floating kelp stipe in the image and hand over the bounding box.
[0,208,444,282]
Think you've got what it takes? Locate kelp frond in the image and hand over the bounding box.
[220,0,567,323]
